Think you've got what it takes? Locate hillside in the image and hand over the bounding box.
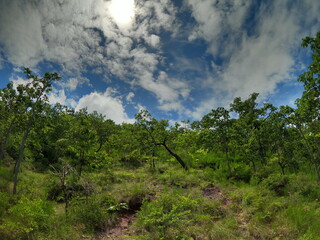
[0,33,319,240]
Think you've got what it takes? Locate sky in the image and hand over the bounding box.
[0,0,319,124]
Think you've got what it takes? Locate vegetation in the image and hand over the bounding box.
[0,33,319,240]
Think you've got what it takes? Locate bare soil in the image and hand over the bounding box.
[97,212,136,240]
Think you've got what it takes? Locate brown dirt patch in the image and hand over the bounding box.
[98,212,136,240]
[202,184,231,206]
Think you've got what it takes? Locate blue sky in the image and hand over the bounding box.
[0,0,319,123]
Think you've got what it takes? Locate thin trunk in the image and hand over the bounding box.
[258,135,266,165]
[162,142,188,170]
[78,151,84,180]
[12,82,48,194]
[95,139,103,152]
[251,159,257,173]
[151,151,156,169]
[64,189,69,215]
[278,151,285,175]
[13,122,32,194]
[225,144,232,177]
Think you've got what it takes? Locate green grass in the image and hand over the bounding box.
[1,162,320,239]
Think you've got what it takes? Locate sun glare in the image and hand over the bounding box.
[109,0,135,28]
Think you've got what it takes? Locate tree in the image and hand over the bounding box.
[89,111,116,153]
[230,93,276,171]
[0,82,29,162]
[201,107,233,176]
[67,108,96,179]
[135,110,188,170]
[12,68,60,194]
[294,32,320,184]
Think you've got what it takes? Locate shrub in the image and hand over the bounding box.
[287,174,320,201]
[0,166,12,192]
[69,194,117,233]
[231,164,252,183]
[135,191,224,239]
[0,191,11,217]
[0,196,54,240]
[261,173,289,196]
[136,192,197,239]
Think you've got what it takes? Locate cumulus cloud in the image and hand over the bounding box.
[9,75,31,89]
[1,0,319,121]
[126,92,135,103]
[75,88,134,124]
[0,0,46,68]
[187,0,320,117]
[0,0,182,102]
[48,89,77,108]
[60,77,91,91]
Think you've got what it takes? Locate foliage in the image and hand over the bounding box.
[0,196,54,240]
[69,195,117,233]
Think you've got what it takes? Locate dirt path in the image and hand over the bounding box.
[97,212,136,240]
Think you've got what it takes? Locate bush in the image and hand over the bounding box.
[136,192,196,239]
[0,166,12,192]
[287,174,320,201]
[135,191,224,239]
[261,173,289,196]
[69,195,117,233]
[231,164,252,183]
[0,196,54,240]
[0,191,11,217]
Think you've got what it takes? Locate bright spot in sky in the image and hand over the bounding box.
[109,0,135,28]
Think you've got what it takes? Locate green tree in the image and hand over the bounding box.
[201,107,233,176]
[292,32,320,184]
[135,110,188,170]
[230,93,276,171]
[12,68,60,194]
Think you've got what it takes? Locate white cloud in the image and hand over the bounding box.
[60,77,90,91]
[187,0,320,117]
[48,89,77,108]
[0,0,180,103]
[75,88,134,124]
[126,92,135,103]
[9,75,31,89]
[187,0,251,56]
[145,34,161,48]
[0,0,46,68]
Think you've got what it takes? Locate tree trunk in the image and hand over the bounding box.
[224,144,232,177]
[250,159,257,173]
[151,151,156,170]
[277,150,286,175]
[95,139,104,152]
[258,135,266,165]
[13,123,31,194]
[162,142,188,170]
